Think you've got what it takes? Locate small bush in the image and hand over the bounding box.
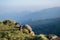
[39,34,48,40]
[23,29,29,34]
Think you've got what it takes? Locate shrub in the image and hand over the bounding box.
[23,29,29,34]
[39,34,49,40]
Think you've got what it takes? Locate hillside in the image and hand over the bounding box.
[25,18,60,36]
[20,7,60,23]
[0,19,60,40]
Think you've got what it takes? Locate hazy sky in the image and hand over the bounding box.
[0,0,60,21]
[0,0,60,12]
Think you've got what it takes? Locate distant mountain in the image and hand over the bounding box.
[0,7,60,23]
[21,7,60,22]
[13,7,60,36]
[25,18,60,36]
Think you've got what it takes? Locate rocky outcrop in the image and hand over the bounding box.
[1,19,60,40]
[47,34,60,40]
[24,24,32,32]
[3,20,35,36]
[3,19,22,30]
[52,37,60,40]
[3,19,21,27]
[15,23,21,27]
[3,19,16,24]
[23,24,35,36]
[29,31,35,36]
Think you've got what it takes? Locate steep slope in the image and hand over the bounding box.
[25,18,60,36]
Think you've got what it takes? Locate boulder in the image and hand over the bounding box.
[23,24,35,36]
[30,31,35,36]
[15,23,21,27]
[24,24,32,31]
[3,19,16,25]
[3,19,21,27]
[47,34,59,40]
[52,37,60,40]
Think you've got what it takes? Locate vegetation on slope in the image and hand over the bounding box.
[0,20,60,40]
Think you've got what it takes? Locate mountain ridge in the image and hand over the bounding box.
[24,18,60,36]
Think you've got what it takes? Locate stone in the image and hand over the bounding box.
[3,19,16,24]
[47,34,59,40]
[30,31,35,36]
[52,37,60,40]
[24,24,32,31]
[23,24,35,36]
